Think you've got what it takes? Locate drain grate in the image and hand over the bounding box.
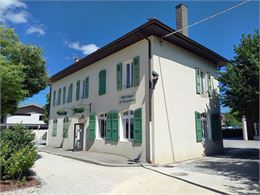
[171,172,188,176]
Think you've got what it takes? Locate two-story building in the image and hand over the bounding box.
[47,5,228,164]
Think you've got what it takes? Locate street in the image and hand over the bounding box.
[1,140,259,195]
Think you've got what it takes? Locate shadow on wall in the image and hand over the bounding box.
[203,87,224,156]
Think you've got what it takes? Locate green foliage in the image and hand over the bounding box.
[0,25,48,116]
[0,125,37,180]
[43,94,50,124]
[219,30,259,123]
[223,112,242,128]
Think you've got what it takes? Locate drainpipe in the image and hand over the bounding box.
[144,36,154,164]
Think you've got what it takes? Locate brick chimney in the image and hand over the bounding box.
[176,3,188,37]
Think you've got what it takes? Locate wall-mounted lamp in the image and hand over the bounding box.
[151,71,159,89]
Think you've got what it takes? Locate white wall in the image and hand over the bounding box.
[151,36,223,164]
[6,113,45,125]
[47,38,150,162]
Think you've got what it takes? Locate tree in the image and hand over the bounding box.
[0,25,48,116]
[42,94,50,124]
[219,30,259,140]
[223,112,242,128]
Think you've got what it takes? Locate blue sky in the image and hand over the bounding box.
[1,0,259,112]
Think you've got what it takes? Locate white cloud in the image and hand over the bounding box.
[0,0,28,24]
[26,26,46,36]
[68,42,99,55]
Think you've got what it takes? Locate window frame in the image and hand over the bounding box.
[122,110,134,140]
[123,59,134,89]
[99,113,107,139]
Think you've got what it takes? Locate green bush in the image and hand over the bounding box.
[0,125,37,180]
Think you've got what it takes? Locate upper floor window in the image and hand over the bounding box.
[123,110,134,140]
[52,90,56,107]
[124,60,134,89]
[195,68,212,96]
[39,115,43,121]
[67,83,73,103]
[82,77,89,99]
[76,80,80,101]
[99,113,107,138]
[200,72,208,94]
[57,88,61,105]
[62,86,66,104]
[99,70,106,95]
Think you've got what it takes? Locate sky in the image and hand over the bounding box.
[1,0,259,112]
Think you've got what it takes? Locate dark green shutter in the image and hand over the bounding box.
[111,111,119,141]
[195,111,203,142]
[67,83,73,103]
[133,108,142,144]
[99,70,106,95]
[53,91,56,107]
[88,113,96,140]
[208,73,213,97]
[211,114,222,141]
[85,77,89,98]
[52,119,57,136]
[76,80,80,101]
[63,117,69,138]
[195,68,201,94]
[57,88,61,105]
[133,56,140,87]
[106,112,112,140]
[82,80,86,99]
[62,87,66,104]
[116,63,122,91]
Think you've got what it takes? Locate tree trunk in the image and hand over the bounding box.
[246,119,254,140]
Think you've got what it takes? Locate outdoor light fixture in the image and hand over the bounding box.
[151,71,159,89]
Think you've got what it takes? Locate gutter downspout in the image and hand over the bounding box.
[144,36,154,164]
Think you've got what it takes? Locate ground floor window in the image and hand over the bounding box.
[201,112,208,138]
[99,113,106,138]
[123,110,134,139]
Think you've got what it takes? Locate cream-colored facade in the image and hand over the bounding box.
[47,20,225,164]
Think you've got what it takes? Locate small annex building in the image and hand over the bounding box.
[47,5,228,164]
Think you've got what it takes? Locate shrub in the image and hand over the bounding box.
[0,125,37,180]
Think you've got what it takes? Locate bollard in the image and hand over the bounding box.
[242,116,248,141]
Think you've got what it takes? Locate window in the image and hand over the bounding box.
[63,117,69,138]
[201,112,208,138]
[201,72,208,94]
[76,80,80,101]
[62,86,66,104]
[99,113,107,138]
[39,115,43,121]
[52,119,57,137]
[83,77,89,99]
[125,61,134,88]
[57,88,61,105]
[123,110,134,139]
[99,70,106,95]
[52,90,56,107]
[67,83,73,103]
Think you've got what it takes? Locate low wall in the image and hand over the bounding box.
[33,129,47,145]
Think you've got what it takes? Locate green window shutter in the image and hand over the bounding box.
[133,56,140,87]
[82,80,86,99]
[195,111,203,142]
[106,112,112,140]
[116,63,122,91]
[53,90,56,107]
[85,77,89,98]
[211,114,222,141]
[133,108,142,144]
[62,87,66,104]
[195,68,201,94]
[57,88,61,105]
[99,70,106,95]
[208,73,213,97]
[63,117,69,138]
[88,113,96,139]
[76,80,80,101]
[52,119,57,136]
[67,83,73,103]
[111,111,119,141]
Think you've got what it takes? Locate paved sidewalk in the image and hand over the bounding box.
[38,146,143,167]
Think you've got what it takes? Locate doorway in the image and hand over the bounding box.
[74,123,84,151]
